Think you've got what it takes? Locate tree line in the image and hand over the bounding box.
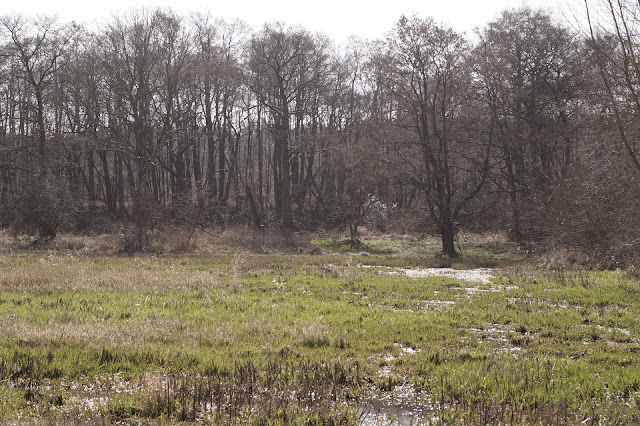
[0,2,638,258]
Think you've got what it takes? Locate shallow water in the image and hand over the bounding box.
[356,265,499,424]
[358,382,438,426]
[359,400,437,425]
[359,265,494,284]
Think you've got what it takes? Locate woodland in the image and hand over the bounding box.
[1,1,640,260]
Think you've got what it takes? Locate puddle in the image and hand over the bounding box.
[422,299,457,309]
[359,400,437,425]
[378,344,421,377]
[469,324,525,355]
[359,265,494,284]
[597,325,631,335]
[64,396,110,412]
[583,325,636,343]
[400,346,420,355]
[470,326,508,343]
[358,384,439,425]
[508,297,584,310]
[378,365,393,377]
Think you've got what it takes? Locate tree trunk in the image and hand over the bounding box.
[349,223,359,246]
[35,87,47,175]
[279,109,293,229]
[205,84,217,202]
[440,218,458,258]
[133,158,150,252]
[87,143,96,213]
[218,102,227,203]
[116,153,126,216]
[256,106,265,215]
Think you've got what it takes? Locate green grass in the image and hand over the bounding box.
[315,234,519,268]
[0,250,638,423]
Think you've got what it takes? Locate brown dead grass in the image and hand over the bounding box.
[0,256,225,293]
[0,227,322,256]
[191,227,320,255]
[0,316,240,353]
[535,247,640,271]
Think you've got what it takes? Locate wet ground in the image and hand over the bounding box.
[358,265,494,284]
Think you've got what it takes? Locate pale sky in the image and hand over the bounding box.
[1,0,576,42]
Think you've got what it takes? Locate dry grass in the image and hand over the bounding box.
[534,247,640,271]
[0,231,122,254]
[191,227,320,255]
[0,257,224,293]
[0,315,240,354]
[0,226,322,256]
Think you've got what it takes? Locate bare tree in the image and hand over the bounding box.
[1,16,79,173]
[249,23,328,230]
[382,16,492,257]
[98,10,190,251]
[0,15,80,240]
[476,7,580,242]
[584,0,640,173]
[192,14,247,212]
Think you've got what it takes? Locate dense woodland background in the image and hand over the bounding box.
[1,1,640,259]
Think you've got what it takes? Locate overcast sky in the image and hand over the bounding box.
[2,0,576,42]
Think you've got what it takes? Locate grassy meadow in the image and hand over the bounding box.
[0,231,639,424]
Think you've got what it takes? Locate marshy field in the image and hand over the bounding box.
[0,231,639,424]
